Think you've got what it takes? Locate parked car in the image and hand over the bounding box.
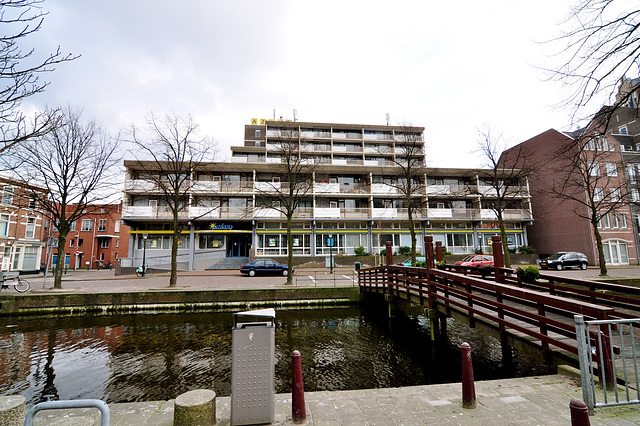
[240,259,293,277]
[398,257,426,266]
[455,255,494,268]
[539,252,588,270]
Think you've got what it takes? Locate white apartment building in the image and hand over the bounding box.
[121,120,533,269]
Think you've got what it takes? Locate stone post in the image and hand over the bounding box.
[491,236,504,283]
[174,389,216,426]
[435,241,443,263]
[385,240,393,266]
[0,395,25,426]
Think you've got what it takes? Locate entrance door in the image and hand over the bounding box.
[227,234,251,257]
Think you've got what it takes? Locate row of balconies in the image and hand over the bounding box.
[265,130,422,142]
[122,205,532,221]
[125,179,527,198]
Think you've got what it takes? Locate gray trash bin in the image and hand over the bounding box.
[231,308,276,426]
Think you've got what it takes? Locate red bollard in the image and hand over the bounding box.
[461,342,477,409]
[291,350,306,423]
[569,398,590,425]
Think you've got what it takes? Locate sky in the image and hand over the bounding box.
[21,0,593,169]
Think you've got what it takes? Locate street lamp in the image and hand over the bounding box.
[142,232,148,277]
[328,232,334,274]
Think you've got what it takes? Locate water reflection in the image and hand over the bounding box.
[0,305,554,407]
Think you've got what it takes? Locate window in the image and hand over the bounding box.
[589,161,600,176]
[593,187,604,201]
[606,163,617,176]
[28,198,36,209]
[620,214,627,229]
[81,219,92,231]
[98,219,107,232]
[78,238,83,246]
[632,188,639,202]
[114,220,120,233]
[25,217,36,239]
[612,213,619,228]
[255,129,261,138]
[602,214,610,229]
[2,186,13,205]
[610,188,621,202]
[70,221,76,231]
[618,126,628,135]
[628,166,637,182]
[101,239,109,248]
[69,239,74,247]
[0,213,9,237]
[100,253,105,261]
[115,239,119,248]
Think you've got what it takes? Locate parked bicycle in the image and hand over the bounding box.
[136,266,154,277]
[0,273,30,292]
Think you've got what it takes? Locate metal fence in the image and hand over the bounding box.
[575,315,640,413]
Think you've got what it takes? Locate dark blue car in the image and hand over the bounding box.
[240,259,292,277]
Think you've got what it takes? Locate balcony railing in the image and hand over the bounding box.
[124,180,156,192]
[427,208,477,220]
[480,209,532,220]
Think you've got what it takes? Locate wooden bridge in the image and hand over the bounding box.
[358,237,640,385]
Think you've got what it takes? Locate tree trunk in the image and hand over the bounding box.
[497,211,511,268]
[169,213,179,287]
[53,234,67,289]
[286,214,293,285]
[407,208,417,265]
[592,221,608,276]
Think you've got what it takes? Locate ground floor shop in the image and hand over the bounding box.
[124,219,529,270]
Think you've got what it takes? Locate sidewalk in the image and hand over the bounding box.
[26,374,640,425]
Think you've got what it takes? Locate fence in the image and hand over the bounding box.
[294,270,358,287]
[575,315,640,413]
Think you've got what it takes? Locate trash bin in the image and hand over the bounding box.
[354,262,361,271]
[231,308,276,426]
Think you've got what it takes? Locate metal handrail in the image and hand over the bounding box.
[24,399,110,426]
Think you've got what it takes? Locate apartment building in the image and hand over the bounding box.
[502,89,638,265]
[49,203,130,270]
[0,175,48,273]
[121,120,533,269]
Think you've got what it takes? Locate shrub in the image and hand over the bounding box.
[435,260,446,270]
[519,245,537,254]
[478,264,493,277]
[379,249,386,257]
[443,249,452,256]
[516,266,540,283]
[354,246,366,256]
[474,248,483,254]
[399,246,412,256]
[508,248,517,254]
[415,260,426,268]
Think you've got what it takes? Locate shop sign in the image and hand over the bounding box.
[210,222,233,231]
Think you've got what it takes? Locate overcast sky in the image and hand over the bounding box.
[23,0,589,168]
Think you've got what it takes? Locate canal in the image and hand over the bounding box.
[0,304,554,407]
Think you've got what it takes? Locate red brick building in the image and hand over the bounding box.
[502,125,637,265]
[49,203,130,270]
[0,175,48,273]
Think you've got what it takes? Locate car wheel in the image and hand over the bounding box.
[556,264,563,271]
[282,269,288,277]
[248,269,256,277]
[580,262,587,270]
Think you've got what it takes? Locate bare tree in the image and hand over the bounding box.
[380,124,426,265]
[549,117,629,276]
[0,0,77,156]
[547,0,640,122]
[254,123,314,284]
[477,125,533,267]
[128,113,215,287]
[9,106,120,288]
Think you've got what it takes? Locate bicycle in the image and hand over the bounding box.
[0,273,30,293]
[136,266,154,277]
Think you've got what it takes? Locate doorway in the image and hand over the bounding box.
[227,234,251,257]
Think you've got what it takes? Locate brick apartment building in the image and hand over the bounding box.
[501,79,640,266]
[0,175,48,273]
[49,203,130,270]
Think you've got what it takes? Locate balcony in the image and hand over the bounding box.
[255,181,281,192]
[122,205,185,219]
[124,180,157,192]
[315,183,340,193]
[426,185,469,196]
[371,183,398,194]
[428,208,477,220]
[480,209,532,221]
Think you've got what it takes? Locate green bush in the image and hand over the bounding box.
[415,260,426,267]
[508,248,517,254]
[379,249,386,257]
[399,246,412,256]
[443,249,452,256]
[474,248,483,254]
[478,264,493,277]
[516,266,540,283]
[519,245,537,254]
[435,260,446,270]
[354,246,366,256]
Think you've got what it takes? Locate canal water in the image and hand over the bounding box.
[0,304,554,407]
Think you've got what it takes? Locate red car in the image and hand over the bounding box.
[455,255,494,268]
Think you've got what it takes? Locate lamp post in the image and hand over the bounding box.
[142,232,148,277]
[328,233,334,274]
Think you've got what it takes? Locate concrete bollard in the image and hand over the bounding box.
[292,350,306,423]
[174,389,216,426]
[461,342,477,409]
[569,398,590,425]
[0,395,26,426]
